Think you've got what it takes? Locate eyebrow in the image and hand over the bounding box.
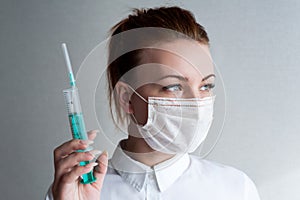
[202,74,216,81]
[157,74,215,82]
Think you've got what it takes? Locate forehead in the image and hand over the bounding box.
[123,39,214,88]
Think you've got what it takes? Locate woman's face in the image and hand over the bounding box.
[126,39,215,125]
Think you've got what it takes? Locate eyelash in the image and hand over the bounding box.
[162,84,182,92]
[162,83,215,92]
[200,83,215,91]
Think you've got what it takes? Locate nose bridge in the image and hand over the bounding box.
[184,86,201,98]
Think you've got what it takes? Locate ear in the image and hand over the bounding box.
[115,81,134,114]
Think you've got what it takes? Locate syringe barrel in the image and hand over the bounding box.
[63,87,88,140]
[62,87,96,184]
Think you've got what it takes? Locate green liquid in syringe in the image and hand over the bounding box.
[68,113,96,184]
[68,113,88,140]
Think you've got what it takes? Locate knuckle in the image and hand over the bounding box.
[61,174,69,184]
[71,139,82,149]
[76,152,91,162]
[72,139,81,145]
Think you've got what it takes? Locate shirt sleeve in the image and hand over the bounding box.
[243,173,261,200]
[44,184,54,200]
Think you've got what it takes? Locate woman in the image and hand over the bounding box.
[46,6,260,200]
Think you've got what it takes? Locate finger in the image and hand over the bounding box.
[60,162,98,184]
[53,139,94,163]
[93,151,108,189]
[55,149,102,181]
[55,151,95,179]
[56,149,102,173]
[87,129,99,141]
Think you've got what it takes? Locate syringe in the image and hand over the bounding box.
[61,43,97,184]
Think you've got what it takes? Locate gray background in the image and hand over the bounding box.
[1,0,299,199]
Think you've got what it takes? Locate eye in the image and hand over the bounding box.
[162,84,182,92]
[200,83,215,91]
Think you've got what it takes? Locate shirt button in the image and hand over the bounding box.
[149,174,154,180]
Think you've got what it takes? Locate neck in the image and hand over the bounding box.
[120,122,175,167]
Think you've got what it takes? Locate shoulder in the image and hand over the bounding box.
[189,155,246,174]
[184,155,260,199]
[188,155,252,185]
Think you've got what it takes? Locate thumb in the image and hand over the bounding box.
[93,151,108,189]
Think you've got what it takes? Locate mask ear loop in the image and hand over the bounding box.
[130,113,141,126]
[126,84,148,103]
[126,84,148,125]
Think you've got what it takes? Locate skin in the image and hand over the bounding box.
[52,130,108,200]
[116,39,215,166]
[51,39,215,199]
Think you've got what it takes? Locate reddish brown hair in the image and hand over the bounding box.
[107,6,210,125]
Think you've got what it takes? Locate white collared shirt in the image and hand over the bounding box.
[45,144,260,200]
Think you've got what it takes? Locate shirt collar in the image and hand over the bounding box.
[109,141,190,192]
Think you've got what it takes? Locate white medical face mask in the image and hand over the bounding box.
[130,88,215,154]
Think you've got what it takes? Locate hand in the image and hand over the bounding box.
[52,130,108,200]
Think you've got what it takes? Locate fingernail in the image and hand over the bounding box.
[80,140,94,145]
[90,149,102,157]
[85,162,98,168]
[91,162,99,167]
[102,150,108,157]
[89,130,99,134]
